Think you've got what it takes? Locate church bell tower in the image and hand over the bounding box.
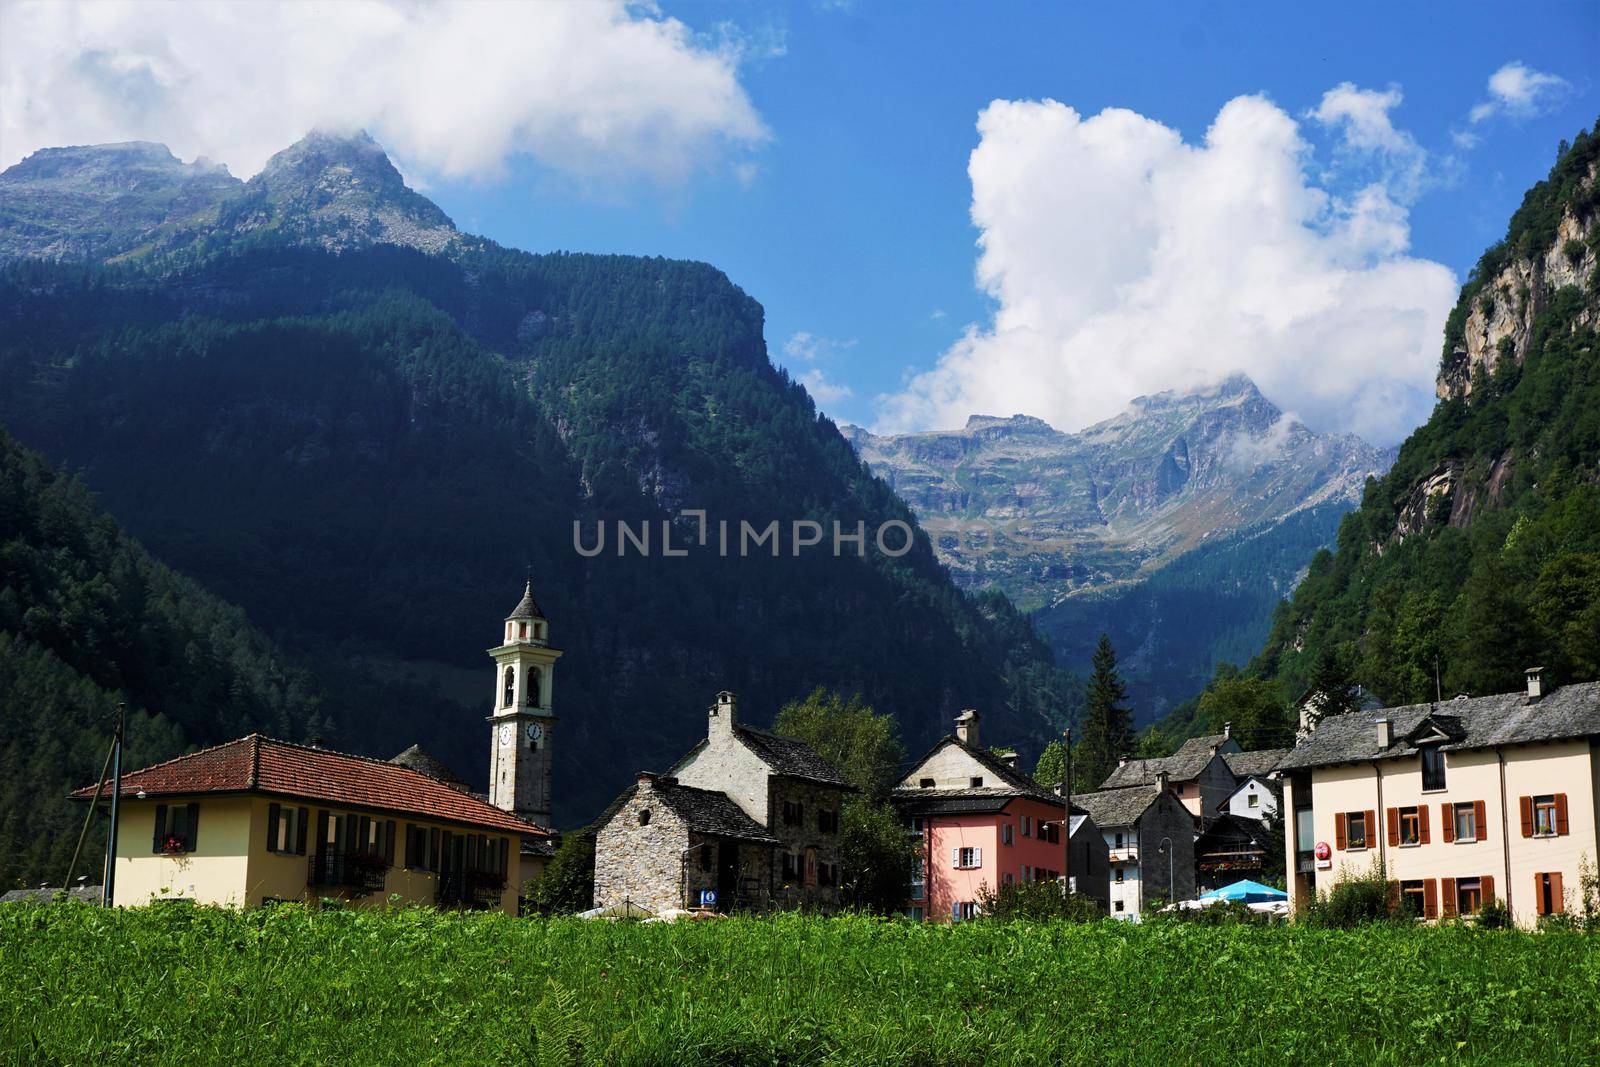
[487,580,563,828]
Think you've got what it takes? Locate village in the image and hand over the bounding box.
[22,581,1595,933]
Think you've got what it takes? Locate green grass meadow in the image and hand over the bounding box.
[2,902,1597,1065]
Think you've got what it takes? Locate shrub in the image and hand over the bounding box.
[973,879,1104,922]
[1303,860,1405,929]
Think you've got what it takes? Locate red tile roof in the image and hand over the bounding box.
[70,735,547,837]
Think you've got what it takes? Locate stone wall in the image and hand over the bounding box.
[768,776,850,911]
[593,783,690,914]
[1136,791,1197,910]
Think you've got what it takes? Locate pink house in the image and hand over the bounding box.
[892,710,1109,920]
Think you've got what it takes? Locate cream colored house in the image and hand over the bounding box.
[72,734,548,913]
[1277,670,1600,927]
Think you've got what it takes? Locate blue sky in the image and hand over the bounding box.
[5,0,1597,442]
[421,1,1597,440]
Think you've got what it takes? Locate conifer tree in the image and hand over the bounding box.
[1075,635,1132,792]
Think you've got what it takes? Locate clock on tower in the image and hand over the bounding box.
[486,579,563,828]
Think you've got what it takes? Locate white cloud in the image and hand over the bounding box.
[784,331,857,363]
[798,368,854,405]
[1468,61,1570,125]
[782,332,856,409]
[1309,82,1426,199]
[875,93,1458,446]
[0,1,768,183]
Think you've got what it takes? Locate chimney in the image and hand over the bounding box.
[954,709,980,748]
[1223,721,1232,741]
[636,771,656,792]
[709,691,738,742]
[998,750,1018,770]
[1117,754,1129,768]
[1375,718,1393,750]
[1525,667,1544,703]
[1155,769,1170,793]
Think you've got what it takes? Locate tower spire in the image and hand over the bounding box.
[487,578,562,828]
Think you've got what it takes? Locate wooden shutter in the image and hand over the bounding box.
[1554,794,1569,835]
[187,803,201,851]
[1535,873,1547,916]
[973,847,982,867]
[1418,804,1429,845]
[1386,808,1399,847]
[404,825,415,869]
[951,847,961,868]
[1335,812,1347,850]
[1481,875,1494,905]
[429,827,440,871]
[1473,800,1487,842]
[296,808,309,855]
[152,804,168,853]
[1441,804,1454,843]
[1551,872,1564,913]
[1519,796,1534,837]
[384,820,396,865]
[1441,878,1457,917]
[1365,810,1377,846]
[1423,878,1438,919]
[267,803,281,850]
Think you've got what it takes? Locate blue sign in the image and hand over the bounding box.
[698,889,717,907]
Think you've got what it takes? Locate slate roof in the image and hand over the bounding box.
[892,786,1080,817]
[598,776,778,844]
[506,579,545,620]
[1071,785,1160,829]
[1222,749,1288,779]
[389,744,472,791]
[1099,733,1232,789]
[1276,681,1600,771]
[68,735,547,837]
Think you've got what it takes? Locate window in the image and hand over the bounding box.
[1536,872,1564,916]
[1247,793,1260,808]
[1451,803,1478,843]
[637,809,651,827]
[502,665,516,708]
[151,803,200,854]
[1114,900,1125,912]
[906,906,924,921]
[909,816,925,834]
[1421,747,1446,791]
[1342,811,1369,850]
[952,901,978,922]
[1022,864,1032,881]
[1533,795,1558,836]
[970,776,984,788]
[404,824,440,871]
[1114,867,1124,884]
[526,667,542,706]
[266,803,308,855]
[910,860,925,900]
[1398,806,1422,846]
[1001,823,1015,846]
[1454,878,1482,916]
[818,809,840,834]
[1399,879,1426,918]
[918,778,935,789]
[1021,815,1032,838]
[1113,831,1124,849]
[954,846,981,869]
[781,852,801,881]
[1003,872,1015,885]
[1043,822,1061,845]
[804,847,818,887]
[518,621,527,640]
[782,800,803,827]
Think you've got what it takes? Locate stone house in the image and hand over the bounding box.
[1194,812,1277,893]
[1277,669,1600,927]
[892,709,1109,921]
[1072,778,1196,920]
[592,691,854,914]
[1099,731,1243,830]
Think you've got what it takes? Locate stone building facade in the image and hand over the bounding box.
[592,692,854,913]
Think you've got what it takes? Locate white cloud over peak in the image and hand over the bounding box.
[875,93,1458,446]
[1469,61,1571,125]
[0,1,768,183]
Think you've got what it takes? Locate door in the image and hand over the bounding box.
[716,839,738,911]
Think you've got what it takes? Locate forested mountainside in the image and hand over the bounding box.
[847,376,1387,723]
[1249,123,1600,706]
[0,133,1076,849]
[0,429,341,887]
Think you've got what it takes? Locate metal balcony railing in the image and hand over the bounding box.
[308,849,390,895]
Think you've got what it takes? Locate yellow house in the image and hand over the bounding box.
[1277,670,1600,927]
[72,734,549,913]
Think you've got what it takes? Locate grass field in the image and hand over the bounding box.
[2,902,1597,1065]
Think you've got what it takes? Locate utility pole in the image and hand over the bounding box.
[102,702,125,907]
[1061,726,1072,897]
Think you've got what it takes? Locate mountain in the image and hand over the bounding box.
[1248,123,1600,706]
[0,132,1077,851]
[845,377,1389,720]
[0,428,336,888]
[844,376,1387,611]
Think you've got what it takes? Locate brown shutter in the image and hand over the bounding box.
[1386,807,1399,847]
[1519,796,1534,837]
[1473,800,1487,842]
[1418,804,1430,845]
[1441,877,1457,917]
[1554,794,1569,835]
[1441,804,1454,843]
[151,804,168,853]
[267,803,281,851]
[1335,812,1347,850]
[1423,878,1438,919]
[1551,872,1564,913]
[1481,875,1494,905]
[1535,874,1546,916]
[1365,810,1376,847]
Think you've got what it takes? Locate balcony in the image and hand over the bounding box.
[1108,846,1139,864]
[437,868,508,910]
[308,849,391,895]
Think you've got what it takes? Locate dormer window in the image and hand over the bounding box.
[1421,746,1446,791]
